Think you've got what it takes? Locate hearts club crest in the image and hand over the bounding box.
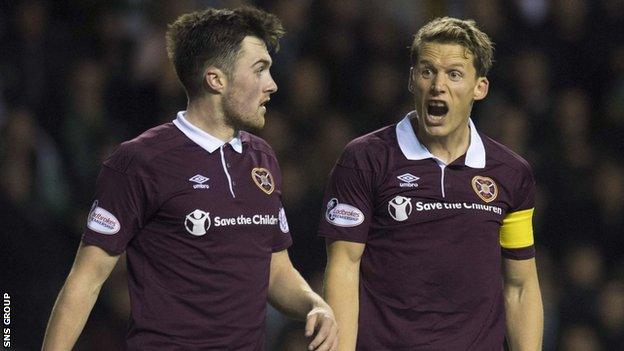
[251,167,275,195]
[471,176,498,203]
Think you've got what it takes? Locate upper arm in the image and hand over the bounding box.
[68,243,121,288]
[324,240,365,302]
[83,160,158,255]
[502,257,538,288]
[269,249,293,289]
[326,239,365,268]
[500,161,537,260]
[317,141,385,244]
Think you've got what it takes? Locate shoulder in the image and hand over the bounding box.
[481,133,533,177]
[242,131,277,159]
[104,123,185,173]
[339,125,395,171]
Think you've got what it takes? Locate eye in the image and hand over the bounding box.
[421,68,433,78]
[449,70,462,81]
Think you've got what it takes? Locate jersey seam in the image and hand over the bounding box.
[101,164,158,221]
[335,163,375,173]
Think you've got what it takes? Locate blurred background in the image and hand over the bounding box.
[1,0,623,350]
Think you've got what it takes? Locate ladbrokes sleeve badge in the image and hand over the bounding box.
[86,200,121,234]
[325,198,365,227]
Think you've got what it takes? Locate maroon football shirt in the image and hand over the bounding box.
[318,112,535,350]
[83,112,292,350]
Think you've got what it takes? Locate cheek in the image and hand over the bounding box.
[230,86,256,108]
[453,84,474,100]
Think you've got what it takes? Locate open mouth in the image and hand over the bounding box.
[259,100,268,113]
[427,100,448,117]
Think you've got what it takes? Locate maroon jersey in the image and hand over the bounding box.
[318,112,535,350]
[83,112,292,350]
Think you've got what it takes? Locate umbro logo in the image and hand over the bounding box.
[397,173,419,188]
[189,174,210,189]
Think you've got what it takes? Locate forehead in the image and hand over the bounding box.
[418,42,474,68]
[236,36,271,65]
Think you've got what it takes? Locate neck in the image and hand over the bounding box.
[415,120,471,165]
[185,97,237,142]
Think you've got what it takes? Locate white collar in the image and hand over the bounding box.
[396,111,486,168]
[173,111,243,154]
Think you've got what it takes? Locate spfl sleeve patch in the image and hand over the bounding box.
[86,200,121,235]
[325,198,365,227]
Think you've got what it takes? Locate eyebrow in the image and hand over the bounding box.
[418,60,467,69]
[252,59,272,68]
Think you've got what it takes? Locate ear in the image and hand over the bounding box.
[408,67,415,93]
[203,67,227,93]
[473,77,489,101]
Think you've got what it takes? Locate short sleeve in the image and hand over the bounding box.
[317,161,375,243]
[266,157,292,252]
[272,203,293,252]
[82,165,154,255]
[500,163,536,260]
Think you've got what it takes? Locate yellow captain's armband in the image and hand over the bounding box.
[499,208,534,249]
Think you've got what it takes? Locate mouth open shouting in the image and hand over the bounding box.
[259,99,269,113]
[425,99,449,125]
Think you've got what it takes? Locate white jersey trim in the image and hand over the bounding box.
[396,111,486,169]
[173,111,243,154]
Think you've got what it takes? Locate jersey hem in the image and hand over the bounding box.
[81,236,125,255]
[317,231,367,243]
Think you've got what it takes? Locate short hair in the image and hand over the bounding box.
[410,17,493,77]
[166,6,284,98]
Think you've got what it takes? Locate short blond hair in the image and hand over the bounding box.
[410,17,493,77]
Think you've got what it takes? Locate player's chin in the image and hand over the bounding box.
[248,115,265,130]
[422,124,449,138]
[257,112,266,127]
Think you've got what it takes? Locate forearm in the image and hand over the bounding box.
[268,265,325,320]
[43,244,118,350]
[324,261,359,351]
[504,278,543,351]
[42,272,103,350]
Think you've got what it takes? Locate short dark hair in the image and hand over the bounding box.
[410,17,493,77]
[166,6,284,98]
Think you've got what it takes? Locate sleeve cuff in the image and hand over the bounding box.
[317,231,367,244]
[81,235,125,255]
[502,245,535,260]
[271,236,292,252]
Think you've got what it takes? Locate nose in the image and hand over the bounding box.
[266,73,278,94]
[430,74,445,95]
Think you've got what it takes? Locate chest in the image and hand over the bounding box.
[373,160,511,229]
[146,147,285,245]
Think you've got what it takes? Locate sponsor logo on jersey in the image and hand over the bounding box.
[279,207,289,233]
[325,198,364,227]
[251,167,274,195]
[189,174,210,189]
[388,196,413,221]
[87,200,121,235]
[471,176,498,203]
[413,200,502,215]
[184,209,281,235]
[185,209,211,236]
[397,173,419,188]
[388,198,503,216]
